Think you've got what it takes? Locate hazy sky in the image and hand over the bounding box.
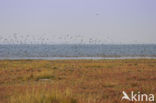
[0,0,156,44]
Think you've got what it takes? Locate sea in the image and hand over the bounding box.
[0,44,156,60]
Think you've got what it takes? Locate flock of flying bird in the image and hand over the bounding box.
[0,33,116,57]
[0,33,114,44]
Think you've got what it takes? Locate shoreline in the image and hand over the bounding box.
[0,56,156,60]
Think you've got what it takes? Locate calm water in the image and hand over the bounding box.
[0,44,156,60]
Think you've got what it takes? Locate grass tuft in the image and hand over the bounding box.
[9,88,77,103]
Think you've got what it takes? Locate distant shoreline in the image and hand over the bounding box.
[0,56,156,60]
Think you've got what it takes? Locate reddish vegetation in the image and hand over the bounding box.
[0,59,156,103]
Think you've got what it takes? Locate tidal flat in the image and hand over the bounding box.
[0,59,156,103]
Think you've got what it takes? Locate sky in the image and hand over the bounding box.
[0,0,156,44]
